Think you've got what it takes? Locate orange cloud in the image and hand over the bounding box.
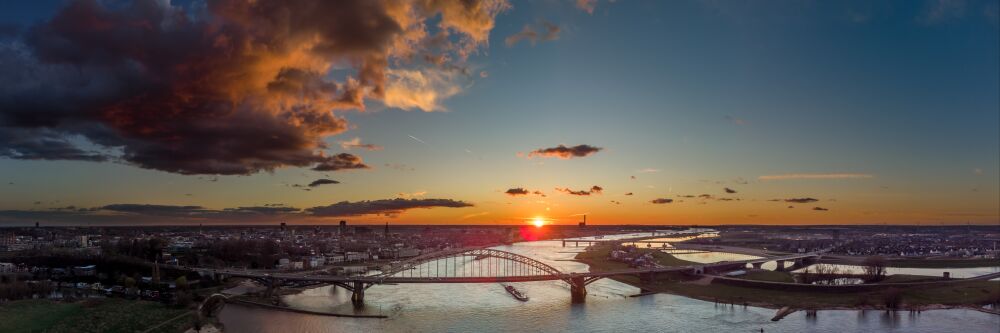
[0,0,511,175]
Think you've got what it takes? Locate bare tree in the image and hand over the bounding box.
[813,264,842,285]
[862,256,887,282]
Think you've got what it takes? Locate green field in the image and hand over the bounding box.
[887,258,999,268]
[881,274,945,283]
[738,270,796,283]
[0,298,191,333]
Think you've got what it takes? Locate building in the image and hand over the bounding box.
[73,265,97,276]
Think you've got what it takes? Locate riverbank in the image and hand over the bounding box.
[227,297,387,318]
[575,244,1000,312]
[675,243,1000,269]
[0,298,192,333]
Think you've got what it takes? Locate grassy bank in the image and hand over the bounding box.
[0,298,191,333]
[575,244,1000,310]
[887,258,1000,268]
[739,270,795,283]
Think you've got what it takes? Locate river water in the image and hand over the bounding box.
[217,234,1000,333]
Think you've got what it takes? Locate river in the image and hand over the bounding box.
[217,233,1000,332]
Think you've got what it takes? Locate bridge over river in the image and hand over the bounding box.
[176,247,821,307]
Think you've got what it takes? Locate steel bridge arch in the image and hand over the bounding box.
[379,248,567,279]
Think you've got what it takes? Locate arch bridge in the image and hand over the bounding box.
[185,248,704,307]
[372,248,597,304]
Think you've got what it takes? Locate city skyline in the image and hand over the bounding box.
[1,0,998,226]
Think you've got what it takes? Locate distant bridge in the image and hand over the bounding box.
[559,231,707,247]
[177,248,821,307]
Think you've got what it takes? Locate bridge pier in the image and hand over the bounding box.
[751,262,763,269]
[264,278,276,297]
[350,281,365,308]
[775,260,785,271]
[570,276,587,303]
[562,240,566,247]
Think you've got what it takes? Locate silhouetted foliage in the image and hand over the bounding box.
[862,256,888,282]
[882,287,903,309]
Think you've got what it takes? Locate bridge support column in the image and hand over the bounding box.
[350,281,365,308]
[562,240,566,247]
[570,277,587,303]
[264,278,276,297]
[775,260,785,271]
[751,262,763,269]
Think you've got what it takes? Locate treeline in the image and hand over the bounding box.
[0,276,53,302]
[101,238,169,262]
[199,239,281,269]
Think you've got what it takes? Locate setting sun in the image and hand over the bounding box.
[532,217,545,228]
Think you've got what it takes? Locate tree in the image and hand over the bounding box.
[862,256,888,282]
[175,291,193,307]
[813,264,841,285]
[124,276,136,288]
[882,287,902,309]
[175,276,189,291]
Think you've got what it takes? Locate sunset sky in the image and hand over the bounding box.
[1,0,997,226]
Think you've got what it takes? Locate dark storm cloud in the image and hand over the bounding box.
[100,204,207,216]
[0,0,510,175]
[308,179,341,187]
[556,185,603,196]
[651,198,674,204]
[527,144,602,159]
[0,128,109,161]
[100,203,302,218]
[307,198,473,217]
[0,23,20,38]
[0,202,302,224]
[724,187,737,194]
[312,153,370,171]
[220,206,300,215]
[785,198,819,204]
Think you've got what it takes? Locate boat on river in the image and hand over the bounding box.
[504,285,529,301]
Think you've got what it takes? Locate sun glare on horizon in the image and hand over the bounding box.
[532,217,545,228]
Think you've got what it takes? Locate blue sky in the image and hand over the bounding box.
[0,0,997,225]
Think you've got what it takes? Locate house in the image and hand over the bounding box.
[72,265,97,276]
